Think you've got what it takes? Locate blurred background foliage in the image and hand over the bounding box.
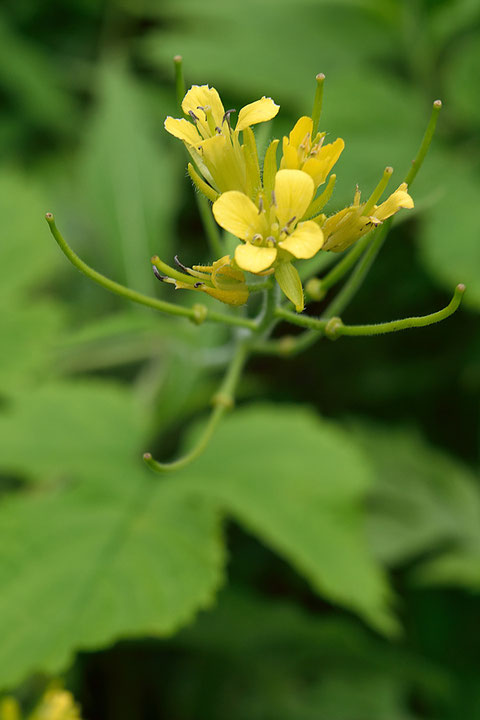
[0,0,479,717]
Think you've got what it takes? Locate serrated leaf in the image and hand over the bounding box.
[173,405,396,634]
[0,381,147,486]
[0,479,224,691]
[350,421,480,581]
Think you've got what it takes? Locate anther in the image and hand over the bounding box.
[222,109,237,126]
[152,266,167,282]
[258,197,264,214]
[266,236,276,246]
[252,233,263,245]
[194,281,205,288]
[188,110,199,121]
[287,216,296,227]
[174,255,190,273]
[271,190,277,207]
[215,126,222,134]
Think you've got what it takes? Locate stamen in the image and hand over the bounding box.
[152,266,167,282]
[266,235,276,246]
[215,126,222,134]
[222,109,237,127]
[174,255,190,273]
[286,216,296,227]
[258,197,264,214]
[188,110,199,122]
[271,190,277,207]
[194,282,205,288]
[252,233,263,245]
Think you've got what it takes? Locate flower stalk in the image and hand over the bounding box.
[46,66,463,474]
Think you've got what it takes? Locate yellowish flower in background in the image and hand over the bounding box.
[0,688,84,720]
[29,689,83,720]
[153,254,249,306]
[212,169,324,273]
[280,116,344,191]
[165,85,279,195]
[322,182,414,252]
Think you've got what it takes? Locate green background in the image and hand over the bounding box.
[0,0,479,717]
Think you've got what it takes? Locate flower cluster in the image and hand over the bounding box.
[161,82,414,311]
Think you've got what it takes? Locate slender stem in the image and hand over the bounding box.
[317,233,373,292]
[305,173,336,219]
[173,55,186,112]
[247,278,274,293]
[324,219,392,318]
[326,284,465,339]
[274,306,327,331]
[311,73,326,137]
[45,213,257,331]
[144,340,249,473]
[362,166,393,217]
[405,99,442,187]
[256,285,280,334]
[298,250,336,282]
[196,194,224,258]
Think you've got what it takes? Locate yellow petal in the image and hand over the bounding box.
[164,117,202,145]
[182,85,225,127]
[199,134,246,192]
[211,255,245,284]
[288,116,313,148]
[374,183,414,221]
[235,97,279,132]
[280,143,299,170]
[212,191,263,240]
[274,169,315,227]
[278,221,324,259]
[302,138,345,186]
[234,243,277,273]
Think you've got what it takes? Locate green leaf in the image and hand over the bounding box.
[350,421,480,579]
[417,151,480,311]
[169,589,443,720]
[174,405,396,634]
[275,262,304,312]
[0,170,58,303]
[78,58,181,294]
[0,303,64,396]
[0,479,224,691]
[0,381,147,486]
[141,0,395,108]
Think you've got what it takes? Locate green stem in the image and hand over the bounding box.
[173,55,186,112]
[311,73,326,137]
[144,340,249,473]
[325,284,465,339]
[405,99,442,187]
[196,194,224,258]
[256,285,280,334]
[46,213,256,331]
[316,233,373,293]
[325,219,392,318]
[274,305,327,331]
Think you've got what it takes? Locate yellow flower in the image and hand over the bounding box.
[322,182,414,252]
[165,85,279,195]
[212,169,324,274]
[29,689,83,720]
[280,116,344,191]
[153,255,249,306]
